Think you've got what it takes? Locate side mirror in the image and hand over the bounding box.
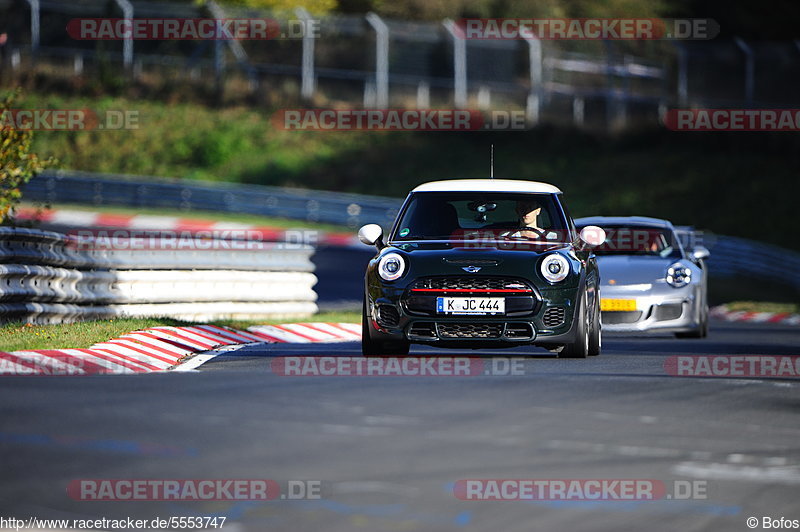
[691,246,710,261]
[358,224,385,249]
[579,225,606,247]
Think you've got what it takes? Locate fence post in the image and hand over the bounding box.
[23,0,39,52]
[619,54,631,128]
[363,81,376,107]
[444,19,467,109]
[214,36,225,100]
[366,13,389,108]
[477,85,490,109]
[524,35,542,124]
[209,1,257,89]
[674,43,688,106]
[573,96,585,127]
[603,40,624,130]
[734,37,755,106]
[113,0,134,70]
[416,81,430,108]
[297,8,316,100]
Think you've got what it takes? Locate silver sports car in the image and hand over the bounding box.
[575,216,710,338]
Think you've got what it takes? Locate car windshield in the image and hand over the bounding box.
[392,192,569,242]
[584,225,683,259]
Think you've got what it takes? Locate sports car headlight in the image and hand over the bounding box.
[666,264,692,288]
[378,253,406,281]
[540,253,570,283]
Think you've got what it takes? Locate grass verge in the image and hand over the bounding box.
[0,312,361,352]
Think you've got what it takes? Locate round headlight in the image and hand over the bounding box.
[666,264,692,288]
[540,253,570,283]
[378,253,406,281]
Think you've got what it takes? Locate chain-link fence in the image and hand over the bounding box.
[1,0,799,130]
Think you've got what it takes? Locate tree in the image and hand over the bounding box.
[0,90,54,223]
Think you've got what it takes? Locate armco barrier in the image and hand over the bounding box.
[705,236,800,293]
[21,171,402,228]
[0,227,318,324]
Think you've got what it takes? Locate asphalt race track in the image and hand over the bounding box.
[1,320,798,532]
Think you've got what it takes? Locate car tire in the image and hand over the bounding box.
[559,292,589,359]
[588,291,602,356]
[675,306,709,339]
[362,298,410,357]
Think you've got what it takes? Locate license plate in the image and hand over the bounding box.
[601,298,637,311]
[437,297,505,315]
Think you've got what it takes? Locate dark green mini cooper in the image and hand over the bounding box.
[358,179,607,358]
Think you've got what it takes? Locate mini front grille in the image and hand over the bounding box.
[542,306,566,327]
[411,277,531,291]
[602,311,643,324]
[654,303,683,321]
[437,323,503,339]
[376,305,400,328]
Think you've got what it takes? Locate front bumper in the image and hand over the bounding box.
[600,283,701,333]
[366,280,582,348]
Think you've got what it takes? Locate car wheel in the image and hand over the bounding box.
[362,298,410,357]
[588,291,602,356]
[675,304,709,339]
[701,310,709,337]
[559,293,589,359]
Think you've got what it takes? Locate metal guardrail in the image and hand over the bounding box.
[705,236,800,292]
[671,227,800,294]
[0,226,318,323]
[22,171,401,229]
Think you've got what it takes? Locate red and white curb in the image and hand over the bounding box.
[16,207,360,248]
[710,305,800,326]
[0,323,362,376]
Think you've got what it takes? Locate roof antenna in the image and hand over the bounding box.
[490,144,494,178]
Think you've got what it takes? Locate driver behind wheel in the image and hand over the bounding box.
[500,200,558,239]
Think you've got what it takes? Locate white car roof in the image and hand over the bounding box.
[412,179,561,194]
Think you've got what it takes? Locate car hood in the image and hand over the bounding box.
[595,255,675,286]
